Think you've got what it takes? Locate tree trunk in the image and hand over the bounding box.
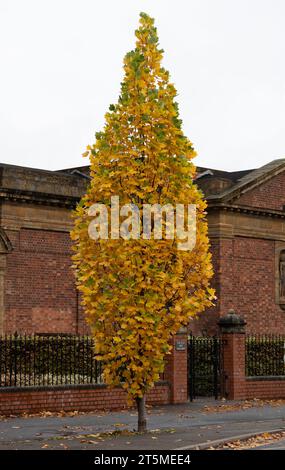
[136,395,147,432]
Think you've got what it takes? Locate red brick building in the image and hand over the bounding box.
[1,159,285,335]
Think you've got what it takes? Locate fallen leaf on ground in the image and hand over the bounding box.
[214,431,285,450]
[203,399,285,414]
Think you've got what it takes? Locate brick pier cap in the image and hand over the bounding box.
[218,309,247,334]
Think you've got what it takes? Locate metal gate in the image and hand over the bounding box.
[188,335,224,400]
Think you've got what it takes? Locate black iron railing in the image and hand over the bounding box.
[0,334,103,387]
[188,335,224,400]
[246,334,285,377]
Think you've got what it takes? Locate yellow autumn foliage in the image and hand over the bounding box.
[71,12,215,400]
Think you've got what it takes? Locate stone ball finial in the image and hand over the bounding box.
[218,309,246,333]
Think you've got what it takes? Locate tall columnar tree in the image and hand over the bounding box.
[71,12,214,432]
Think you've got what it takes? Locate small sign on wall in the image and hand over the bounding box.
[175,340,186,351]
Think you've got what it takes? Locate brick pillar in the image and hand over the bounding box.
[218,309,246,400]
[165,328,188,404]
[0,254,8,335]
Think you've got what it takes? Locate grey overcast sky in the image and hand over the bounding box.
[1,0,285,172]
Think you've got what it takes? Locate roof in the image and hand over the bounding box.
[1,158,285,210]
[195,166,254,183]
[58,160,285,203]
[207,158,285,202]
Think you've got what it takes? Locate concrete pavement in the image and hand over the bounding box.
[0,398,285,450]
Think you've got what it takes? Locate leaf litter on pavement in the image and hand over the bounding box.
[203,398,285,414]
[210,431,285,450]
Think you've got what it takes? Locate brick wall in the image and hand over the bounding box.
[190,239,220,335]
[0,332,188,415]
[221,332,246,400]
[236,171,285,210]
[219,314,285,400]
[3,218,285,337]
[4,228,88,334]
[0,383,170,416]
[232,237,282,333]
[164,333,188,403]
[245,379,285,399]
[193,170,285,335]
[197,235,285,335]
